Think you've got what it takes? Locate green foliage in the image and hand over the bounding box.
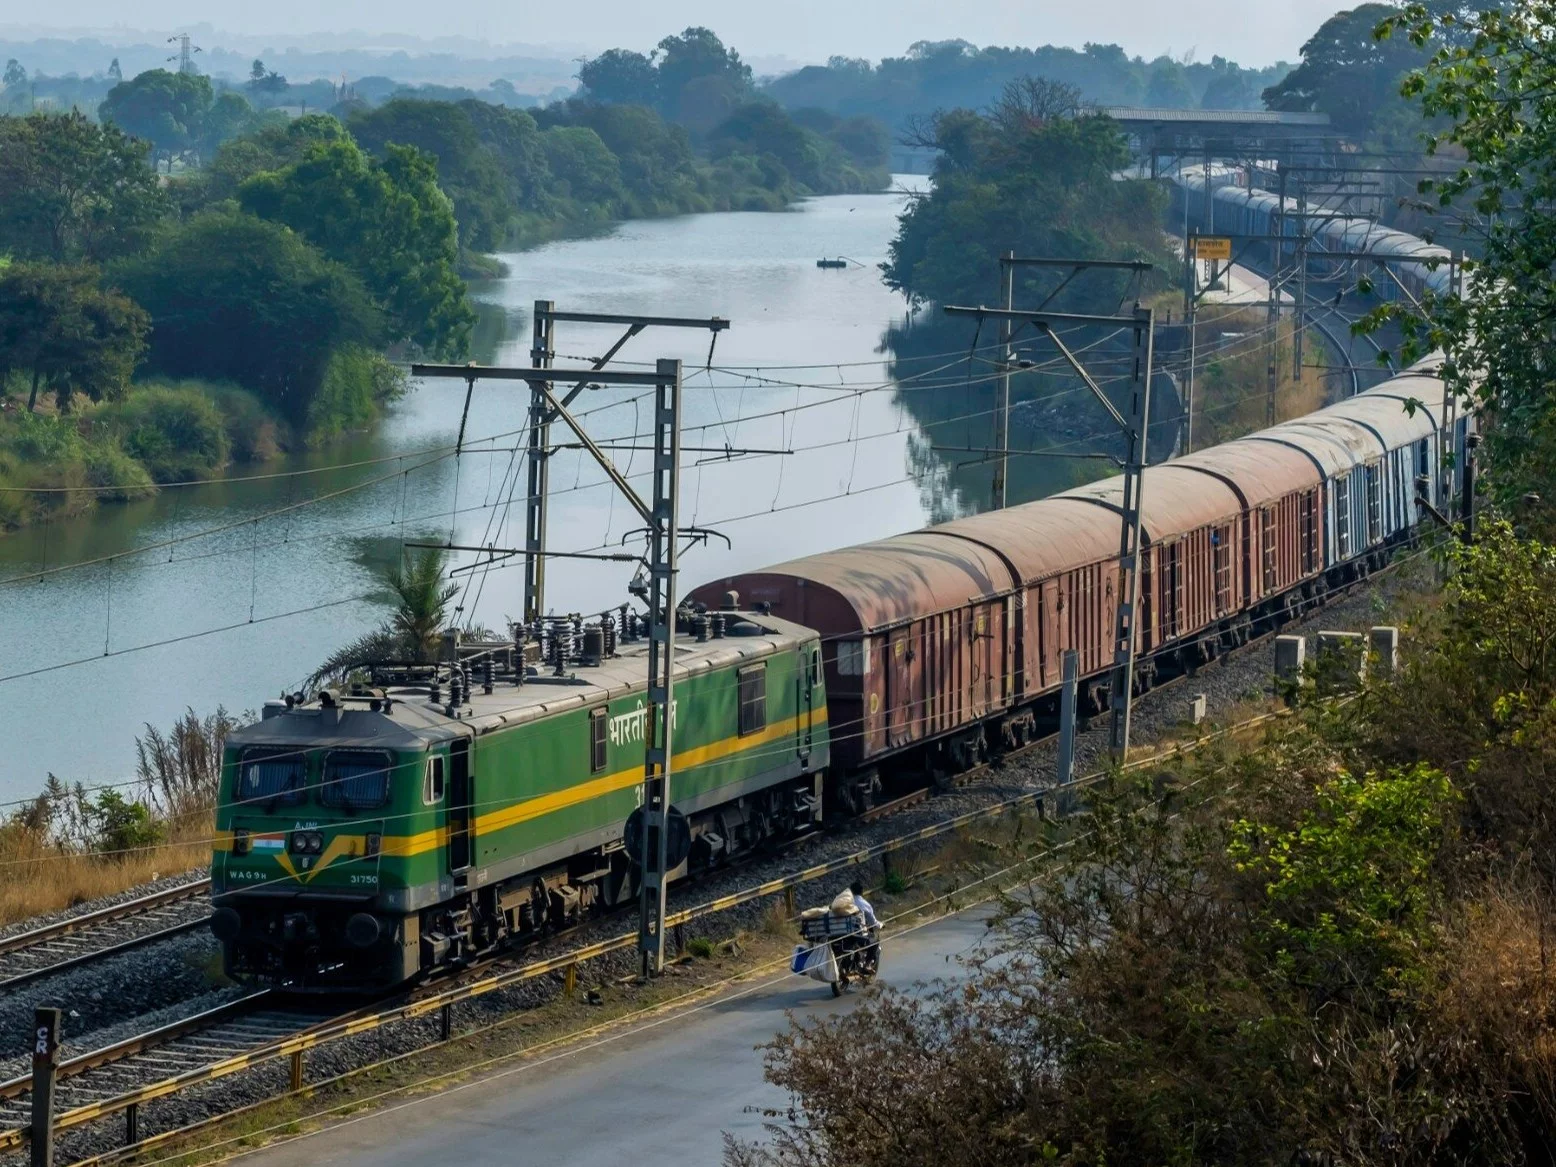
[386,547,461,662]
[98,383,230,481]
[98,68,215,167]
[89,789,164,856]
[0,261,149,412]
[1368,4,1556,506]
[348,98,514,251]
[763,41,1287,125]
[685,936,715,959]
[884,85,1170,312]
[305,346,408,444]
[1231,764,1456,996]
[1263,3,1435,139]
[540,125,624,207]
[238,137,473,357]
[81,436,156,501]
[113,210,385,426]
[199,113,348,204]
[0,111,168,262]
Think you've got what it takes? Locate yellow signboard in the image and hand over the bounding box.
[1192,236,1232,261]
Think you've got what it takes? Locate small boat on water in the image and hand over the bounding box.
[816,257,848,269]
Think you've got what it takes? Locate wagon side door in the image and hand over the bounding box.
[887,627,913,748]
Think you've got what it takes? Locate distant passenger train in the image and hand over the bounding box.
[1169,165,1458,306]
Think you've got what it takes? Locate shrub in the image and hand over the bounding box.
[89,789,164,856]
[203,382,280,462]
[306,346,407,444]
[685,936,715,959]
[103,384,230,481]
[82,436,157,501]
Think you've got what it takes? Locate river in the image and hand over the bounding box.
[0,179,946,799]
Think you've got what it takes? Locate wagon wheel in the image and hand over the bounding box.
[831,978,844,998]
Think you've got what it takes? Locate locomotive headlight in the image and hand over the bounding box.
[308,831,324,854]
[290,830,325,855]
[232,829,250,857]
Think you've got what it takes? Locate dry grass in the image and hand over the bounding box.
[0,815,210,928]
[1189,309,1334,450]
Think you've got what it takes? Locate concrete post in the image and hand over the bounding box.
[1274,635,1306,682]
[1369,626,1400,675]
[1190,694,1207,725]
[1057,649,1079,788]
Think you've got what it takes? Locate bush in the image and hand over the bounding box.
[82,436,157,501]
[89,789,164,856]
[203,382,280,462]
[306,346,407,444]
[685,936,715,959]
[102,384,230,481]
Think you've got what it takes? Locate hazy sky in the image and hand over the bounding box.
[12,1,1342,67]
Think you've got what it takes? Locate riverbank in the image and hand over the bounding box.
[0,350,406,533]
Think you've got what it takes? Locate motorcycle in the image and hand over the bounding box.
[794,905,880,997]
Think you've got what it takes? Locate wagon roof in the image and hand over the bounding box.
[1321,393,1439,446]
[1051,463,1244,540]
[735,533,1017,633]
[1171,438,1322,505]
[928,498,1122,584]
[1261,412,1384,467]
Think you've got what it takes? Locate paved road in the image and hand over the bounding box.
[239,909,996,1167]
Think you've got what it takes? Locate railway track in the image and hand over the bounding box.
[0,881,212,994]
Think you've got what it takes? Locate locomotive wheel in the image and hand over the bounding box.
[832,977,845,997]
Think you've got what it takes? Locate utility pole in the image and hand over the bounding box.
[944,301,1156,761]
[523,301,554,625]
[994,251,1015,510]
[521,305,728,624]
[1293,185,1308,382]
[1184,229,1198,454]
[410,357,692,978]
[1266,166,1287,427]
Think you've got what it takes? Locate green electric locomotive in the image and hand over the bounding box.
[210,604,828,990]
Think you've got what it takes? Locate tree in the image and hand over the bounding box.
[577,48,659,107]
[0,111,168,263]
[3,59,24,89]
[99,68,215,168]
[541,125,624,206]
[1262,3,1427,136]
[386,548,461,661]
[247,58,287,101]
[107,58,121,83]
[883,102,1166,312]
[238,137,474,356]
[656,27,751,119]
[0,263,148,412]
[1367,3,1556,504]
[112,211,385,424]
[310,547,460,683]
[199,112,347,204]
[347,98,514,251]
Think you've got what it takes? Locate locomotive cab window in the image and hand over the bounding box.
[738,664,767,736]
[423,756,445,805]
[320,750,391,811]
[590,708,608,774]
[238,748,306,807]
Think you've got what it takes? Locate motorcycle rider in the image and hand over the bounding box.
[850,880,880,972]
